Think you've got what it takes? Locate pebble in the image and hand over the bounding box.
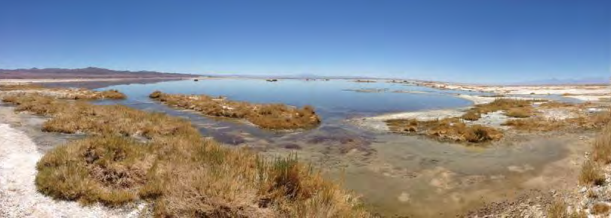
[580,187,587,193]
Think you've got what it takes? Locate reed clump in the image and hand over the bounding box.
[387,118,503,143]
[579,160,605,186]
[3,93,367,217]
[149,91,321,130]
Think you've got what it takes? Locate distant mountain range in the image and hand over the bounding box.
[0,67,198,79]
[1,67,608,86]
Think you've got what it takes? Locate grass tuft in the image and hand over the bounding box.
[505,107,533,118]
[547,200,568,218]
[591,203,610,215]
[592,125,611,164]
[579,160,605,186]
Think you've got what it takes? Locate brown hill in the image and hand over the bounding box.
[0,67,199,79]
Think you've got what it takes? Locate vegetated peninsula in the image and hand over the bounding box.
[0,67,199,79]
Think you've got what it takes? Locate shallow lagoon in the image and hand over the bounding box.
[90,79,574,217]
[98,79,474,119]
[94,78,475,144]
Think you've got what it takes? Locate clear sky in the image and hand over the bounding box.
[0,0,609,83]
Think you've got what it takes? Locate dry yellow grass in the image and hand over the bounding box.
[461,99,535,121]
[461,110,481,121]
[591,203,610,215]
[505,107,533,118]
[502,119,565,132]
[0,84,126,100]
[36,136,154,206]
[593,125,611,164]
[503,111,611,132]
[0,84,46,91]
[149,91,321,130]
[387,118,503,143]
[4,93,367,217]
[547,200,568,218]
[547,199,587,218]
[579,160,605,186]
[539,101,574,108]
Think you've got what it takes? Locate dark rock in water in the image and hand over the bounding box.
[194,79,199,81]
[282,143,302,150]
[214,132,246,145]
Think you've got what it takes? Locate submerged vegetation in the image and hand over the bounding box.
[2,93,367,217]
[149,91,321,130]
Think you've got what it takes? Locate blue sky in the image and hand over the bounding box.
[0,0,609,83]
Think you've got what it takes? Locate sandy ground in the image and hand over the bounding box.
[0,110,147,217]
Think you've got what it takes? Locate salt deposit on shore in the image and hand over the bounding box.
[0,122,146,217]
